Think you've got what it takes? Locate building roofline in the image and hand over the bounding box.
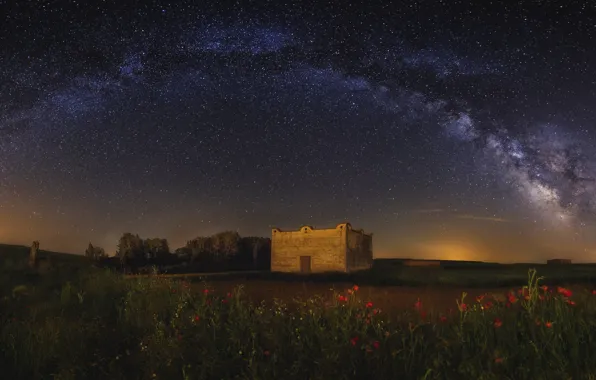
[271,222,372,236]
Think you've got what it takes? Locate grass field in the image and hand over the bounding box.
[3,244,596,379]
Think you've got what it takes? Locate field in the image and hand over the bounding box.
[3,244,596,379]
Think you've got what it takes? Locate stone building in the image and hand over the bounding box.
[270,222,373,273]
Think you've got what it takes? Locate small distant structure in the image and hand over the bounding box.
[28,241,40,269]
[547,259,572,265]
[403,259,441,267]
[271,222,373,273]
[28,241,51,273]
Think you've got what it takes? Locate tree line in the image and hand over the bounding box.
[89,231,271,274]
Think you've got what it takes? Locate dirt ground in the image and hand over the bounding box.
[192,279,515,315]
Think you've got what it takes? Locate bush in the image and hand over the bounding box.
[1,269,596,379]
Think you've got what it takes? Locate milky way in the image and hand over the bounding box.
[442,114,596,228]
[1,1,595,261]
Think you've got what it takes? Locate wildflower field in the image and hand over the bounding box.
[2,263,596,380]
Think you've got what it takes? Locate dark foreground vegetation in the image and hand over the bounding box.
[123,262,596,289]
[2,244,596,379]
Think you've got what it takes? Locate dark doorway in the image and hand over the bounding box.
[300,256,311,273]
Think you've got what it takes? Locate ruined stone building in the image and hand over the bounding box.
[270,222,373,273]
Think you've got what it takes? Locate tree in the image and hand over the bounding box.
[85,242,107,260]
[211,231,241,259]
[116,233,145,263]
[186,236,214,262]
[175,247,192,259]
[252,239,262,269]
[144,238,170,259]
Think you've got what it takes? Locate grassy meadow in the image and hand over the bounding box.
[3,244,596,379]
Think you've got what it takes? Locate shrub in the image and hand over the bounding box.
[1,269,596,379]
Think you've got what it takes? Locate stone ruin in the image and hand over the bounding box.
[28,241,51,273]
[28,241,40,269]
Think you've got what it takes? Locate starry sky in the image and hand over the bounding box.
[1,0,595,262]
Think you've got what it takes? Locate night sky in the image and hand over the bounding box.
[1,1,595,262]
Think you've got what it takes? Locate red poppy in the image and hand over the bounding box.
[540,285,548,291]
[193,315,200,322]
[592,290,596,296]
[414,298,423,310]
[483,301,493,309]
[372,341,380,349]
[365,301,373,308]
[338,295,348,302]
[557,287,572,298]
[350,336,359,346]
[458,303,467,311]
[566,299,576,306]
[545,321,553,328]
[227,292,232,298]
[222,299,228,304]
[203,289,209,295]
[493,318,502,328]
[495,357,503,364]
[352,285,359,292]
[507,292,517,304]
[439,315,447,323]
[476,294,485,303]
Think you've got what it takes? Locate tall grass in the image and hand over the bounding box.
[1,268,596,379]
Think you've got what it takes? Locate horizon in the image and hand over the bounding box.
[2,218,594,265]
[1,1,595,262]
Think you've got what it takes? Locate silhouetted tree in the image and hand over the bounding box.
[212,231,241,259]
[175,247,192,259]
[85,242,107,260]
[143,238,170,259]
[186,236,213,263]
[116,233,145,264]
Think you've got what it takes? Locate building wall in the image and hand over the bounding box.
[271,224,348,272]
[346,226,373,272]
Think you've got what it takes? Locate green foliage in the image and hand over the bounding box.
[116,233,145,262]
[186,231,242,260]
[1,268,596,379]
[115,234,171,261]
[143,238,170,259]
[183,232,270,270]
[85,243,107,261]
